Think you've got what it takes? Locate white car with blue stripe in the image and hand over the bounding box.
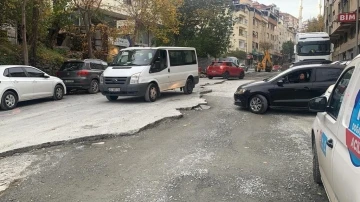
[309,56,360,202]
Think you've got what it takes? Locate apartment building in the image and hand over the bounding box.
[230,4,251,52]
[279,12,299,31]
[324,0,357,60]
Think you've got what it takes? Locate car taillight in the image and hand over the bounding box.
[77,70,89,77]
[220,66,225,69]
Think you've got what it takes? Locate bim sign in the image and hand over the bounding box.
[338,12,357,22]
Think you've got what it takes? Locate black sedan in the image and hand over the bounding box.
[234,64,344,114]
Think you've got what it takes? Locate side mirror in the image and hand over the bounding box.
[42,73,50,78]
[309,96,327,112]
[277,79,284,86]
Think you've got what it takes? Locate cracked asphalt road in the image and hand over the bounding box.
[0,72,329,202]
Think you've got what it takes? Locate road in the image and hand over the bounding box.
[0,71,328,202]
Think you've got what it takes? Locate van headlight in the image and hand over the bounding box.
[100,74,104,84]
[130,72,141,84]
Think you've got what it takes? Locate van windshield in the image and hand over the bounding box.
[112,49,156,66]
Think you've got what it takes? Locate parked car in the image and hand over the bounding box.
[0,65,66,110]
[206,61,245,80]
[308,59,358,202]
[290,59,332,68]
[100,47,199,102]
[56,59,107,94]
[272,65,282,71]
[234,64,344,114]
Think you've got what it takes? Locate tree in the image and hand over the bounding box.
[305,15,324,32]
[116,0,182,46]
[174,0,233,58]
[73,0,103,58]
[227,49,246,60]
[22,0,29,65]
[259,41,273,52]
[281,40,294,61]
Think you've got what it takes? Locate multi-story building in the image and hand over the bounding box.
[230,4,251,52]
[279,12,299,32]
[324,0,357,60]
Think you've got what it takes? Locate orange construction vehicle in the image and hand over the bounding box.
[256,50,272,72]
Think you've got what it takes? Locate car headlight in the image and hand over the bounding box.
[100,74,104,84]
[130,72,141,84]
[236,88,247,94]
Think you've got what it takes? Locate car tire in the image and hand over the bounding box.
[106,96,118,101]
[223,72,230,80]
[0,91,18,110]
[53,85,64,100]
[313,141,322,185]
[88,79,99,94]
[208,76,213,79]
[248,94,268,114]
[183,78,194,94]
[239,72,245,79]
[145,83,158,102]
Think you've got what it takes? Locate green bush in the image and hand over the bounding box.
[36,45,65,75]
[0,39,22,65]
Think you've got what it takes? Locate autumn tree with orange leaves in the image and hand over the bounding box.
[116,0,182,46]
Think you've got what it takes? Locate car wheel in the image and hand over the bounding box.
[0,91,18,110]
[53,85,64,100]
[183,78,194,94]
[145,83,158,102]
[88,79,99,94]
[239,72,245,79]
[313,141,322,184]
[223,72,230,80]
[249,94,268,114]
[106,96,118,101]
[208,76,213,79]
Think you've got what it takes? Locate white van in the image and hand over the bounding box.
[100,47,199,102]
[309,57,359,202]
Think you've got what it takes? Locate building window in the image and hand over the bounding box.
[239,29,244,36]
[239,40,246,49]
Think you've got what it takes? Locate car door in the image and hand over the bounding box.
[269,68,314,107]
[7,67,34,101]
[312,67,343,98]
[24,67,54,98]
[316,67,355,202]
[150,49,170,91]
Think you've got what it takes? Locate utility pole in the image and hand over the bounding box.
[356,0,359,55]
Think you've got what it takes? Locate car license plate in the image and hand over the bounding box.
[109,88,120,92]
[65,80,74,83]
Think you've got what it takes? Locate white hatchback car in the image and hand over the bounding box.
[309,58,360,202]
[0,65,66,110]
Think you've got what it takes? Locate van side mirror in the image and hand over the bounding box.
[309,96,327,112]
[277,79,284,86]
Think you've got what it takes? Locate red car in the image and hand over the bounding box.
[206,62,245,80]
[272,65,282,71]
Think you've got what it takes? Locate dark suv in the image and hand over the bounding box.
[56,59,108,93]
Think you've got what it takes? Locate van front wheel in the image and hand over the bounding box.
[145,83,158,102]
[183,78,194,94]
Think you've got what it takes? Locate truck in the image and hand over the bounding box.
[256,50,272,72]
[294,32,334,62]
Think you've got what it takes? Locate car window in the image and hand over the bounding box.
[60,62,85,71]
[24,67,44,77]
[315,68,343,82]
[327,67,354,119]
[8,67,27,77]
[284,69,312,83]
[3,68,9,77]
[226,62,232,66]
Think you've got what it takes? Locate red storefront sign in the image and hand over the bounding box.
[338,12,357,23]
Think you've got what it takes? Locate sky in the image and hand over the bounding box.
[255,0,320,21]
